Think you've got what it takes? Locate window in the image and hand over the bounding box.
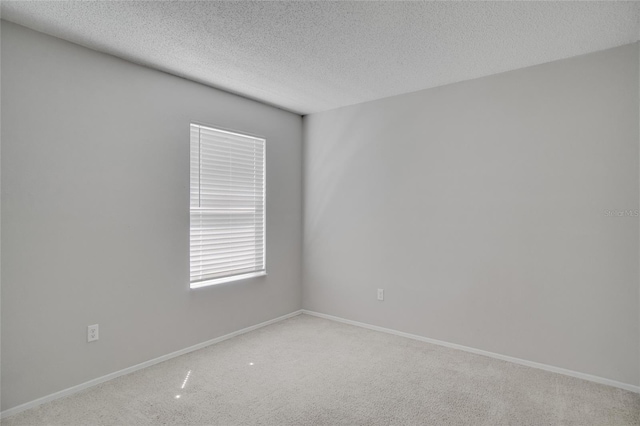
[190,123,265,288]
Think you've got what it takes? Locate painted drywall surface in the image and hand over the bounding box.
[303,44,640,386]
[1,21,303,411]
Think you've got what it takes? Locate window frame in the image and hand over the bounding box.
[189,122,266,289]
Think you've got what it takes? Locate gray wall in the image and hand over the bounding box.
[1,21,303,411]
[303,43,640,386]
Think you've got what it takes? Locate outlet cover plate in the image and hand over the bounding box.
[88,324,99,342]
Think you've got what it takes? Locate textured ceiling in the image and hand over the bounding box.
[2,1,639,115]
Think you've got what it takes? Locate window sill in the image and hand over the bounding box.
[190,271,267,289]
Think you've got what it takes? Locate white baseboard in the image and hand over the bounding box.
[302,310,640,394]
[1,310,303,420]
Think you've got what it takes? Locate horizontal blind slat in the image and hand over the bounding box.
[190,220,264,227]
[200,152,262,164]
[199,169,265,181]
[199,161,264,175]
[191,247,265,257]
[191,262,265,276]
[191,255,265,269]
[200,143,264,158]
[190,229,264,237]
[191,251,264,265]
[190,237,265,246]
[191,252,265,262]
[190,230,264,239]
[192,207,264,212]
[191,258,265,273]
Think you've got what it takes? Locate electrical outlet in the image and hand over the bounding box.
[88,324,99,342]
[377,289,384,301]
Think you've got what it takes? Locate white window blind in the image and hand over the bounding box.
[190,123,265,288]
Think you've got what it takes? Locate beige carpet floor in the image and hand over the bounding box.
[3,314,639,426]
